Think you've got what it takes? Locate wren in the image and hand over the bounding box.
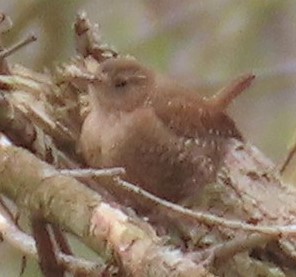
[79,57,254,203]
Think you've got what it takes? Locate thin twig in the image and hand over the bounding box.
[60,167,125,178]
[190,233,271,267]
[114,178,296,236]
[280,141,296,174]
[0,34,37,59]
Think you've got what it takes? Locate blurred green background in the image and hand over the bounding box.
[1,0,296,275]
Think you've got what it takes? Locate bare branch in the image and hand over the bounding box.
[110,178,296,237]
[0,199,104,276]
[0,144,209,276]
[0,34,37,59]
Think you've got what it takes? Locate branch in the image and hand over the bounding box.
[0,144,210,277]
[0,199,104,276]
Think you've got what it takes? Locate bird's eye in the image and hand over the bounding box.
[114,79,127,88]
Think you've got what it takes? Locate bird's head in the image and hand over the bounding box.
[92,57,155,113]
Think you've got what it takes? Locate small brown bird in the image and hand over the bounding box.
[79,57,254,203]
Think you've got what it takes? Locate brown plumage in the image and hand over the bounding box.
[79,57,254,203]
